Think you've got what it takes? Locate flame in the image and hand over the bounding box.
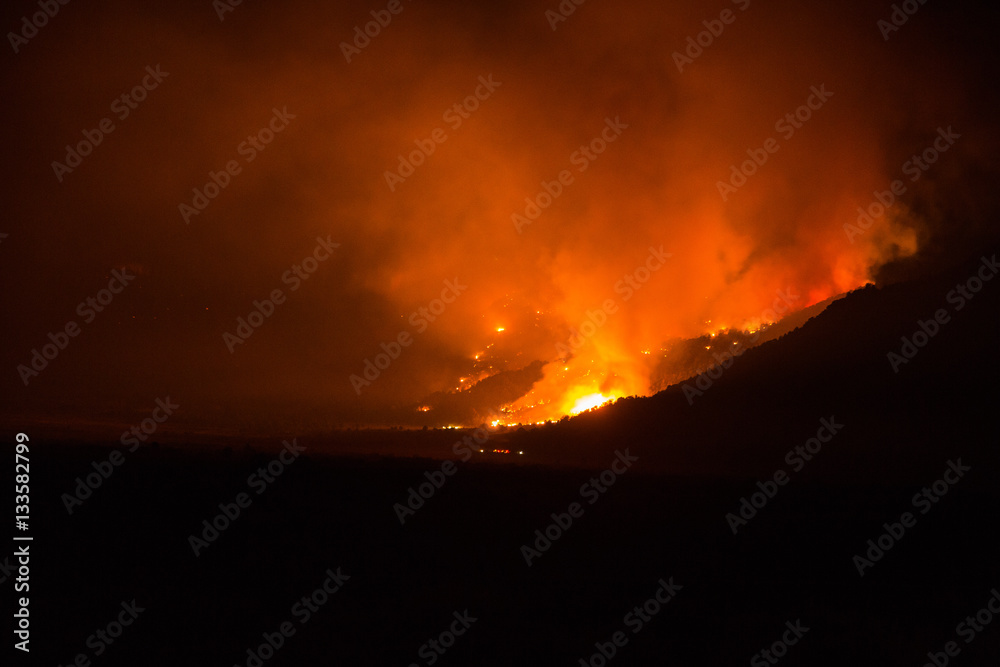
[569,392,615,415]
[482,273,855,425]
[346,13,939,429]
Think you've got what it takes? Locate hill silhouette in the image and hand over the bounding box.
[20,249,1000,666]
[503,250,1000,482]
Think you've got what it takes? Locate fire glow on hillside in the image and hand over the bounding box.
[2,0,992,434]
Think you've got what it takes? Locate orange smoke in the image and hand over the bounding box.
[4,0,993,432]
[334,0,975,426]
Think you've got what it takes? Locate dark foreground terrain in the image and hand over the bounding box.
[7,252,1000,665]
[11,440,1000,666]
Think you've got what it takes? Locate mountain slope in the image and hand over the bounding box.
[510,250,1000,483]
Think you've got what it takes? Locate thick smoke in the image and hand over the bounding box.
[1,0,997,430]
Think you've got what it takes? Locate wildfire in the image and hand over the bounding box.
[422,185,912,429]
[569,392,615,415]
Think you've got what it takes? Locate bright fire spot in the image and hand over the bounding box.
[485,252,875,425]
[491,419,502,427]
[496,327,505,332]
[570,392,614,415]
[417,406,431,412]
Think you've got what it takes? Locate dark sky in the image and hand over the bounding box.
[2,0,998,434]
